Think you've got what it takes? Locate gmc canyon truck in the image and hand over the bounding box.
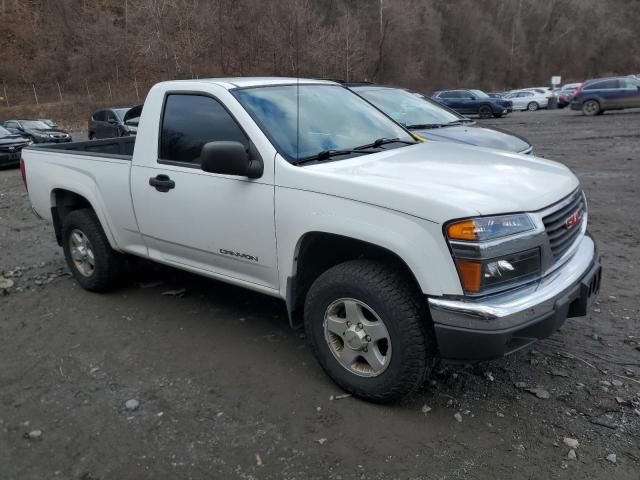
[22,78,602,402]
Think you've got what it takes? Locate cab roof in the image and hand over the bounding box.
[157,77,339,90]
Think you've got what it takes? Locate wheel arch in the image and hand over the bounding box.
[285,231,423,329]
[50,188,117,249]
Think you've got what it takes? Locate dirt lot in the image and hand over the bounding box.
[1,108,639,480]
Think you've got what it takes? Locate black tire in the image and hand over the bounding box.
[61,209,125,291]
[304,259,436,403]
[88,132,95,140]
[582,99,601,116]
[478,105,493,118]
[527,102,539,111]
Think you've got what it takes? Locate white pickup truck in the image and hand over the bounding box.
[22,78,601,402]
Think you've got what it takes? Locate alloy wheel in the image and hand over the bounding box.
[323,298,392,377]
[69,229,96,277]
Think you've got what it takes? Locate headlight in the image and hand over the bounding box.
[454,249,541,293]
[447,214,535,241]
[445,214,540,295]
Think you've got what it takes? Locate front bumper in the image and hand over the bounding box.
[428,234,601,361]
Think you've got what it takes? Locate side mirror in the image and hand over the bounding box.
[200,141,263,179]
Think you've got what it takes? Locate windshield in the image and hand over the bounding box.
[22,120,51,130]
[0,126,13,137]
[234,84,414,163]
[113,108,130,121]
[354,87,461,127]
[469,89,489,98]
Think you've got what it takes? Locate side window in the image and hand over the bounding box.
[160,94,248,165]
[5,121,18,128]
[105,110,117,122]
[620,78,639,88]
[585,80,619,90]
[93,111,105,121]
[440,91,455,98]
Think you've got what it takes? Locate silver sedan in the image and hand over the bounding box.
[503,90,550,111]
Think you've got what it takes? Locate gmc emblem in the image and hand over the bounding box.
[564,209,582,230]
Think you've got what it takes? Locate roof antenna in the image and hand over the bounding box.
[296,0,300,162]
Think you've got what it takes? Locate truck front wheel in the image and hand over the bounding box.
[304,259,435,403]
[61,209,125,291]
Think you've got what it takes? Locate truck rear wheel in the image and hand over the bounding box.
[304,259,435,403]
[61,209,125,291]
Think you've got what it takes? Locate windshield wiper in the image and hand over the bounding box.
[406,119,473,129]
[296,138,417,165]
[406,123,445,129]
[446,119,475,125]
[354,137,418,149]
[295,148,377,165]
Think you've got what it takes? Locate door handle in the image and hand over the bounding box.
[149,174,175,192]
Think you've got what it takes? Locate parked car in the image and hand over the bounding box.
[21,78,601,403]
[432,89,512,118]
[556,83,582,108]
[38,118,58,129]
[88,107,137,139]
[123,105,142,128]
[0,125,31,168]
[346,83,532,154]
[502,89,549,111]
[523,87,553,94]
[571,76,640,116]
[2,119,71,143]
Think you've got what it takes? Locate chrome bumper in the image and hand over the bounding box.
[428,234,601,360]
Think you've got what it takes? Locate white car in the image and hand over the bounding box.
[21,77,601,402]
[503,89,550,111]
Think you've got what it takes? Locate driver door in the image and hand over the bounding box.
[130,93,279,290]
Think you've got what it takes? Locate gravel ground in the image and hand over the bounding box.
[1,108,639,479]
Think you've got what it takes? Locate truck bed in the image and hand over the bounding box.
[32,136,135,160]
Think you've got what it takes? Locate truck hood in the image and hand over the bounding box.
[412,125,531,154]
[281,142,578,223]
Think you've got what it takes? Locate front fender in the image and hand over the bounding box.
[275,187,463,298]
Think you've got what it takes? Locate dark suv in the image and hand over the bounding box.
[571,77,640,116]
[88,108,136,139]
[432,89,512,118]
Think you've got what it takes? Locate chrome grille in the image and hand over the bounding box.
[542,191,585,260]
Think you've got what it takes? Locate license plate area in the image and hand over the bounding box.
[569,263,602,317]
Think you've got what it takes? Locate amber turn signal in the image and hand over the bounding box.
[447,220,478,241]
[454,259,482,293]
